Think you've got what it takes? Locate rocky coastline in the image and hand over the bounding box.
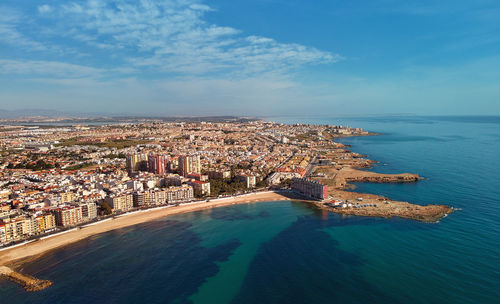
[312,145,454,222]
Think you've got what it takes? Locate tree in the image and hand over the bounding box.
[100,201,113,215]
[256,180,267,188]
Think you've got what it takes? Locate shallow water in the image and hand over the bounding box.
[1,116,499,303]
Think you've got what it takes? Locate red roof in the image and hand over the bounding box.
[191,180,207,184]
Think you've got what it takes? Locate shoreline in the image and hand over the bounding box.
[312,154,454,222]
[0,184,452,292]
[0,135,454,291]
[0,191,300,268]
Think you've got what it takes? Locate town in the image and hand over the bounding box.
[0,119,370,247]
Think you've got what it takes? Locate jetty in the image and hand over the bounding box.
[0,266,52,291]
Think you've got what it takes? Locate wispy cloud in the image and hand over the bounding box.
[0,59,103,78]
[53,0,339,76]
[0,0,342,114]
[1,1,340,80]
[0,7,48,51]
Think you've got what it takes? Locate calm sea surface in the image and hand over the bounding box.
[1,116,499,303]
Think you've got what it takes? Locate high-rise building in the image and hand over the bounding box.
[291,178,328,200]
[179,155,201,177]
[126,153,148,174]
[148,154,168,175]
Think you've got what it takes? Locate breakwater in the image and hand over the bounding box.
[0,266,52,291]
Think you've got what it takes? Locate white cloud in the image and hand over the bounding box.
[0,0,343,115]
[55,0,339,76]
[38,4,52,14]
[189,4,213,12]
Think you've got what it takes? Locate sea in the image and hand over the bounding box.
[1,115,499,304]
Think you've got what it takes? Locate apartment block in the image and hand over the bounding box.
[53,206,83,227]
[291,178,328,200]
[105,193,134,212]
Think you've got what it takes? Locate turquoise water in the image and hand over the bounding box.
[1,116,499,303]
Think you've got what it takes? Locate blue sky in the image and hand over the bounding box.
[0,0,499,116]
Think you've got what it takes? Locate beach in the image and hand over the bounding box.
[0,191,293,268]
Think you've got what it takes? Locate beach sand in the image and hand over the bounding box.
[0,191,293,267]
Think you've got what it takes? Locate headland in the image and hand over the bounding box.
[310,151,453,222]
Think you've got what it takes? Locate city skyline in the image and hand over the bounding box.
[1,0,499,116]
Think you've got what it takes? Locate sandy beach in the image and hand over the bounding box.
[0,191,293,267]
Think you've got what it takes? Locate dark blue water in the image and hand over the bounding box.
[1,116,499,303]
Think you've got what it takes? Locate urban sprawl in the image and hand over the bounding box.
[0,120,369,246]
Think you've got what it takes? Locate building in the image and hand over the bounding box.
[1,217,31,244]
[186,173,208,181]
[266,172,301,185]
[163,175,182,187]
[165,185,194,203]
[208,170,231,179]
[133,191,152,207]
[126,180,144,191]
[150,189,168,205]
[59,192,76,204]
[105,193,134,212]
[291,178,328,200]
[179,155,201,177]
[32,213,56,234]
[0,190,10,202]
[0,203,11,216]
[148,154,168,175]
[80,202,97,220]
[53,206,83,227]
[0,213,57,245]
[189,180,211,197]
[237,174,256,188]
[126,153,148,174]
[133,189,171,207]
[0,224,6,244]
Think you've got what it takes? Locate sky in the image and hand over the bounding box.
[0,0,499,116]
